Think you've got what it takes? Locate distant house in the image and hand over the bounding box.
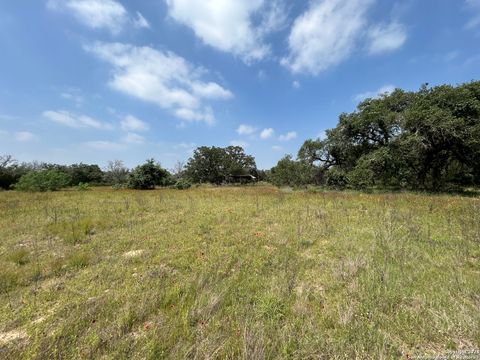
[229,174,257,184]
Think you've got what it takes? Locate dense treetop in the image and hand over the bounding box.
[291,81,480,190]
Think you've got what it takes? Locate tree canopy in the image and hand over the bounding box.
[184,146,257,184]
[291,81,480,190]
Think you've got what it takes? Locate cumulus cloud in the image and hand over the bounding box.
[236,124,256,135]
[165,0,287,63]
[282,0,407,75]
[279,131,297,142]
[282,0,373,75]
[367,22,407,54]
[47,0,149,34]
[43,110,113,130]
[260,128,275,139]
[85,42,233,125]
[121,115,149,132]
[354,84,395,102]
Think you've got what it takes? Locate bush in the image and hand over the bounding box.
[348,160,375,190]
[15,170,70,192]
[76,182,90,191]
[175,180,192,190]
[127,159,171,190]
[325,168,348,189]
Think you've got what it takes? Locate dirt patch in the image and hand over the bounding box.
[0,329,28,345]
[123,250,145,258]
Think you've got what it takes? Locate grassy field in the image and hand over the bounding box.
[0,186,479,359]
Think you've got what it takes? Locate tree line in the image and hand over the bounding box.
[1,81,479,192]
[0,146,263,191]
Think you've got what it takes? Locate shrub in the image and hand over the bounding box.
[67,251,91,269]
[15,170,70,192]
[325,168,348,189]
[348,159,375,190]
[127,159,171,190]
[76,182,90,191]
[175,180,192,190]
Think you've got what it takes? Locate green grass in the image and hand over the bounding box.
[0,186,479,359]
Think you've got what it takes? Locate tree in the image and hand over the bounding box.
[127,159,171,190]
[269,155,315,187]
[104,160,129,185]
[293,81,480,191]
[184,146,257,184]
[68,163,104,186]
[0,155,31,190]
[15,170,70,192]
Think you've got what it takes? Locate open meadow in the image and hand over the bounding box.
[0,186,479,359]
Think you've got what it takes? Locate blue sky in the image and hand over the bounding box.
[0,0,479,170]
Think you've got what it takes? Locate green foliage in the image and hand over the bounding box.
[175,179,192,190]
[67,163,103,186]
[184,146,257,184]
[0,155,29,189]
[76,182,90,191]
[8,248,29,265]
[295,81,480,191]
[269,155,315,187]
[67,251,91,269]
[127,159,171,190]
[325,167,348,189]
[15,169,70,192]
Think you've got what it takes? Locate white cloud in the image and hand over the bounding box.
[43,110,113,130]
[292,80,301,89]
[282,0,407,74]
[367,22,407,55]
[121,115,149,132]
[122,132,145,144]
[47,0,150,34]
[354,84,395,102]
[165,0,286,63]
[230,140,249,148]
[236,124,256,135]
[85,140,126,151]
[174,107,215,125]
[282,0,373,75]
[15,132,37,142]
[85,42,233,125]
[465,0,480,28]
[272,145,283,151]
[260,128,274,139]
[279,131,297,142]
